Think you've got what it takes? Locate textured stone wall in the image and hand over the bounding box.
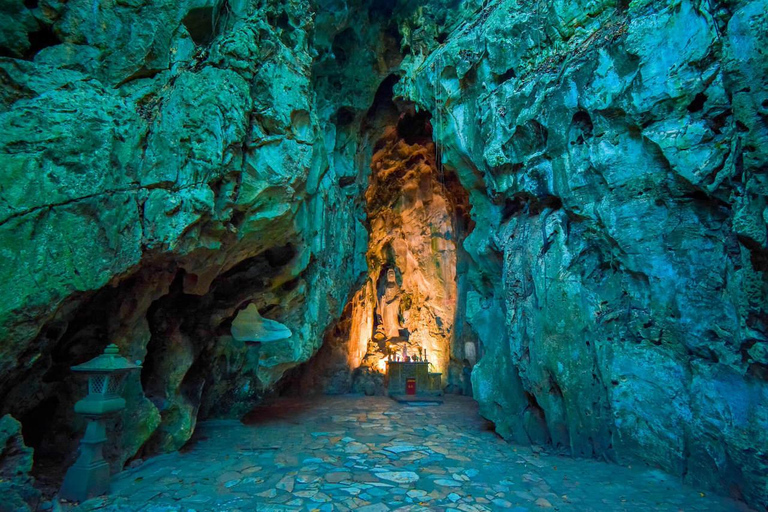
[398,0,768,507]
[360,113,470,383]
[1,0,767,509]
[0,0,394,482]
[280,90,475,397]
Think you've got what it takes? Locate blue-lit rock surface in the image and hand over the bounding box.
[397,0,768,507]
[0,0,765,509]
[0,0,378,481]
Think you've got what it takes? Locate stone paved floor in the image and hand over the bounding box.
[77,395,752,511]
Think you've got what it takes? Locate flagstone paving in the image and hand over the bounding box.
[75,396,752,511]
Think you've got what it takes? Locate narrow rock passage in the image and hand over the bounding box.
[89,397,749,511]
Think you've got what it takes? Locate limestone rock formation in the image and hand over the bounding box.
[0,0,766,509]
[283,104,475,394]
[397,0,768,507]
[0,415,39,511]
[0,0,381,477]
[361,119,472,382]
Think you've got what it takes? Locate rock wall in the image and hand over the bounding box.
[1,0,767,509]
[0,415,39,510]
[0,0,397,482]
[361,113,472,383]
[398,0,768,507]
[281,92,475,396]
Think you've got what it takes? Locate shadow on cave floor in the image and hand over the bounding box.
[240,397,331,427]
[79,395,752,512]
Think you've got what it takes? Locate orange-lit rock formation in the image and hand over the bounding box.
[344,114,469,383]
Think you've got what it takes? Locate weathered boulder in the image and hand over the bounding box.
[0,415,39,512]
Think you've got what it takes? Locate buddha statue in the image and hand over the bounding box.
[377,267,403,339]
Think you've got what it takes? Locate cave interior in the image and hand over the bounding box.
[0,0,766,510]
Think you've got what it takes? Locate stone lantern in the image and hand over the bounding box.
[60,344,140,502]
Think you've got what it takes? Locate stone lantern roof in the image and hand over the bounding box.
[71,344,141,373]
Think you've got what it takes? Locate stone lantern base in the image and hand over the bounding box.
[60,419,111,502]
[60,459,110,502]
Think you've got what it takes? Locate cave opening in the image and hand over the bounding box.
[0,241,305,497]
[22,22,61,61]
[182,6,216,46]
[281,75,477,399]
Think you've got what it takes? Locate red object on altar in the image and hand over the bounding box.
[406,378,416,395]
